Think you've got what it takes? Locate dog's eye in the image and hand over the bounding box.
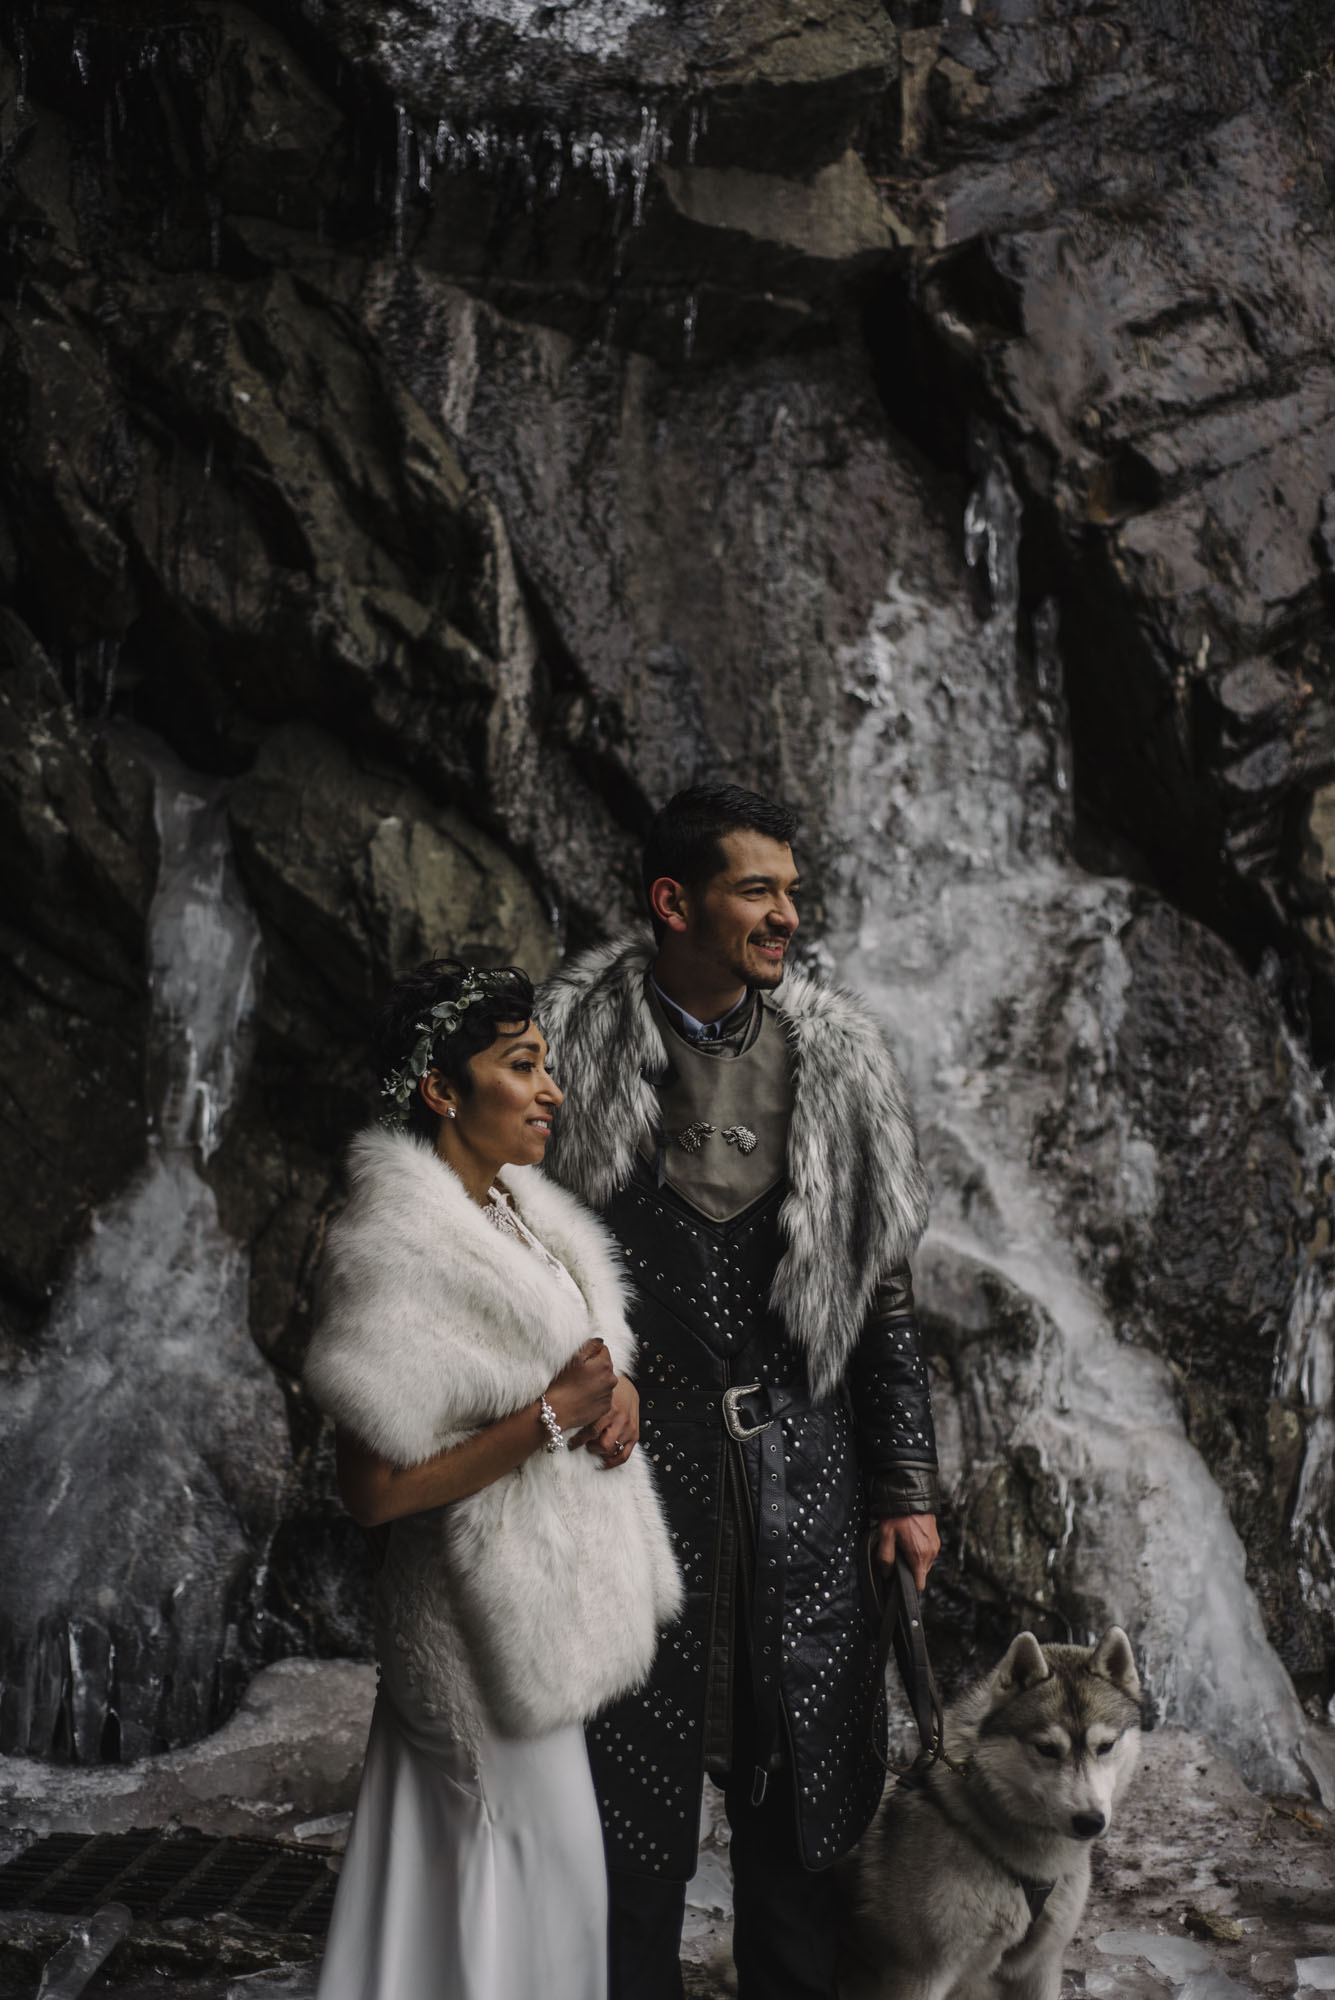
[1034,1742,1062,1761]
[1094,1740,1115,1757]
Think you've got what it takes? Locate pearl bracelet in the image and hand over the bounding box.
[538,1396,565,1454]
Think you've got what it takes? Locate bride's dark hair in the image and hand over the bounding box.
[374,957,534,1137]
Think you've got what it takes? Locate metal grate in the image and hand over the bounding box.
[0,1830,337,1936]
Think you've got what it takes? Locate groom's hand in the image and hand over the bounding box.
[875,1513,940,1592]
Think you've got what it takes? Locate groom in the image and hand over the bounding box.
[539,784,940,2000]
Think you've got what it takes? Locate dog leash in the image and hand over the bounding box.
[860,1538,967,1779]
[864,1546,1056,1928]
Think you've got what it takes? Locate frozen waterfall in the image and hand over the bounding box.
[0,741,289,1762]
[829,441,1335,1802]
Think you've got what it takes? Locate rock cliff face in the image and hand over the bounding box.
[1,0,1332,1787]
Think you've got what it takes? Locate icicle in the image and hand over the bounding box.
[683,292,698,360]
[1274,1184,1335,1687]
[631,104,659,227]
[1032,599,1068,791]
[1032,594,1072,852]
[516,132,537,210]
[96,635,121,717]
[146,770,263,1158]
[580,131,618,201]
[393,102,411,256]
[964,428,1021,621]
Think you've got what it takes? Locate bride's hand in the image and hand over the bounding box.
[545,1338,616,1437]
[586,1374,639,1469]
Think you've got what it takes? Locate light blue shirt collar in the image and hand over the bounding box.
[649,975,749,1043]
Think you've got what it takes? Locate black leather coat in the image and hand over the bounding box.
[587,1159,938,1880]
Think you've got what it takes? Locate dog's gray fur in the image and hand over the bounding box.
[842,1630,1142,2000]
[537,929,930,1397]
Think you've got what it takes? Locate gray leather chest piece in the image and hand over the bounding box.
[639,988,793,1223]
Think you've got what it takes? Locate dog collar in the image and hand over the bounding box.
[1014,1875,1055,1924]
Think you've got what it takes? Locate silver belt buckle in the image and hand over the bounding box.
[723,1382,770,1441]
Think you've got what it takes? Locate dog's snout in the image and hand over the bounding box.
[1071,1811,1106,1840]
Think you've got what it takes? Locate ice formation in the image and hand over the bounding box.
[0,745,289,1761]
[830,440,1335,1801]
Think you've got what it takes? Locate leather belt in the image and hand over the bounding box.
[643,1378,809,1434]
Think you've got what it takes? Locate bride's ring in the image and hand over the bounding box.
[608,1438,624,1454]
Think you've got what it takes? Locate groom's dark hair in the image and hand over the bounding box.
[642,783,798,938]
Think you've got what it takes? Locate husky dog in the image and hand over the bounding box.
[841,1628,1142,2000]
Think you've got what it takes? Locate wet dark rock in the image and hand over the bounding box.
[310,0,898,170]
[0,1906,320,1991]
[229,723,557,1034]
[360,265,947,866]
[0,613,154,1323]
[862,2,1335,1034]
[916,1241,1082,1681]
[1025,897,1334,1694]
[199,6,345,230]
[1044,903,1302,1384]
[107,266,492,764]
[1297,784,1335,1044]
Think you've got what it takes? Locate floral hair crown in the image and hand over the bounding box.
[379,966,502,1130]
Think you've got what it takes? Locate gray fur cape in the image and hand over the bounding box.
[537,930,931,1395]
[304,1129,682,1743]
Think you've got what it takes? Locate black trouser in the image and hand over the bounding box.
[606,1640,842,2000]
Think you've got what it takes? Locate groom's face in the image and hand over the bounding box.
[684,830,800,991]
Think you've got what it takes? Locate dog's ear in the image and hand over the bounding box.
[1088,1627,1139,1696]
[995,1631,1050,1694]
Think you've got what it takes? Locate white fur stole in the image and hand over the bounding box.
[305,1129,682,1740]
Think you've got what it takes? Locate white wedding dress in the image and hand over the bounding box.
[314,1193,609,2000]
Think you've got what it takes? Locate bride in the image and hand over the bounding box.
[305,957,682,2000]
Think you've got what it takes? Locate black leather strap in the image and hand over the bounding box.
[739,1381,808,1429]
[731,1381,808,1802]
[644,1379,807,1428]
[639,1376,808,1803]
[748,1409,788,1804]
[861,1538,945,1768]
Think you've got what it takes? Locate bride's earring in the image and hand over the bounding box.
[445,1107,457,1120]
